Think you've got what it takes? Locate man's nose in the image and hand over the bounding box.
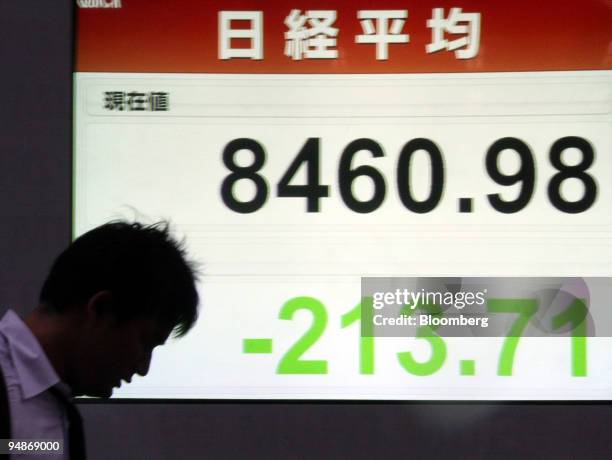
[136,351,152,376]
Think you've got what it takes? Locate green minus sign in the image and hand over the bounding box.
[243,338,273,354]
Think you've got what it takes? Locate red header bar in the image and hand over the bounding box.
[76,0,612,73]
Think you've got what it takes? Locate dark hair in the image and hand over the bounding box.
[39,220,200,337]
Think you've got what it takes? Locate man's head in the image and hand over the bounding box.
[37,220,200,397]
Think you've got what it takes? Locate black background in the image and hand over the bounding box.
[0,1,610,458]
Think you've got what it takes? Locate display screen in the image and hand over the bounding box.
[74,0,612,399]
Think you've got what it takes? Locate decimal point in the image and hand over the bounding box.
[459,198,473,213]
[460,359,476,376]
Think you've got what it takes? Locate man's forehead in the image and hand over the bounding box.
[155,321,175,343]
[132,314,175,343]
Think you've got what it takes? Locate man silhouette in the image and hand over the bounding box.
[0,220,200,459]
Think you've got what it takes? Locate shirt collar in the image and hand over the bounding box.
[0,310,62,399]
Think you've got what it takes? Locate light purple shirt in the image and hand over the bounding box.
[0,310,71,459]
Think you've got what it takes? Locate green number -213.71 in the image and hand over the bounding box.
[275,297,587,377]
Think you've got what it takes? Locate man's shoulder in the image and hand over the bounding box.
[0,310,12,353]
[0,308,20,325]
[0,309,62,401]
[0,309,21,348]
[0,310,9,371]
[0,310,16,380]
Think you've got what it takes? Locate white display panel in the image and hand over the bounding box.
[74,71,612,399]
